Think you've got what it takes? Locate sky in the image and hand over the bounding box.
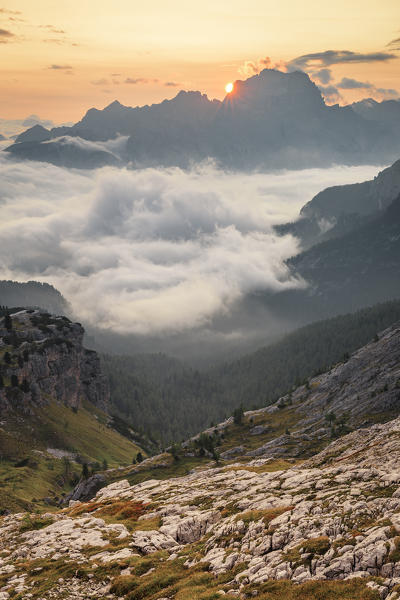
[1,0,400,123]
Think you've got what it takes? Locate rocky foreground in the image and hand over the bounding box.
[3,411,400,598]
[1,322,400,599]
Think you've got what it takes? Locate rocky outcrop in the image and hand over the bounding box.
[5,414,400,597]
[0,309,109,413]
[63,473,107,504]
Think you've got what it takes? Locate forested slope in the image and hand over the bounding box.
[103,299,400,444]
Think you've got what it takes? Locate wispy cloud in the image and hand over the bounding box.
[91,78,109,86]
[0,7,22,15]
[288,50,397,71]
[0,27,14,42]
[125,77,159,84]
[387,36,400,51]
[318,84,342,104]
[39,24,65,34]
[337,77,374,90]
[312,68,333,85]
[164,81,180,87]
[48,64,73,70]
[318,78,399,103]
[238,56,287,78]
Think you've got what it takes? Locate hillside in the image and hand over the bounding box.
[0,309,144,512]
[282,193,400,317]
[2,323,400,598]
[276,158,400,249]
[6,69,400,170]
[103,300,400,444]
[0,280,68,316]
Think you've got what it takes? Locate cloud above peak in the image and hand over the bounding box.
[337,77,373,90]
[238,56,287,78]
[288,50,397,71]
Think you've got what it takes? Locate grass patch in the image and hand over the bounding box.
[245,579,380,599]
[19,514,53,533]
[237,505,293,528]
[69,499,161,532]
[283,536,331,567]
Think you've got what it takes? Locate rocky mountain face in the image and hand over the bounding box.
[0,309,109,414]
[277,158,400,249]
[6,69,400,170]
[276,192,400,321]
[0,309,144,514]
[267,158,400,326]
[1,324,400,598]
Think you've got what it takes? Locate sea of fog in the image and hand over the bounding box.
[0,151,381,338]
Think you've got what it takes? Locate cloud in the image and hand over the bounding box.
[238,56,287,78]
[0,116,56,138]
[48,64,73,70]
[39,24,65,34]
[334,78,399,100]
[0,156,380,336]
[374,87,400,100]
[317,84,342,104]
[337,77,373,89]
[125,77,159,84]
[22,114,54,129]
[91,78,109,86]
[288,50,397,71]
[0,7,22,14]
[312,68,332,85]
[42,135,129,159]
[0,27,14,42]
[164,81,180,87]
[387,37,400,50]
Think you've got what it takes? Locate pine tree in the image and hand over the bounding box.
[4,313,12,331]
[233,405,244,425]
[81,463,89,479]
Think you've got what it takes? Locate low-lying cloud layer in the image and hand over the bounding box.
[0,154,380,336]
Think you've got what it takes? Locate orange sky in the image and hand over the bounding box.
[1,0,400,122]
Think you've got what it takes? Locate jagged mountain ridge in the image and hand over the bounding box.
[6,69,400,169]
[2,323,400,598]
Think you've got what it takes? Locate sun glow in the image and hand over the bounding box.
[225,82,234,93]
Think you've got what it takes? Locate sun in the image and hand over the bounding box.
[225,82,234,93]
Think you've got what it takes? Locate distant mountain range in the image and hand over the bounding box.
[6,69,400,169]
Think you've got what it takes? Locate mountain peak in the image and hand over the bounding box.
[104,99,127,111]
[15,124,51,144]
